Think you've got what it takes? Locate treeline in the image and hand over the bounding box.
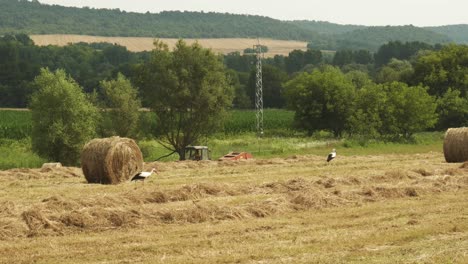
[0,34,467,139]
[295,22,452,51]
[288,20,366,35]
[0,34,150,107]
[2,0,468,51]
[0,0,317,40]
[325,25,451,51]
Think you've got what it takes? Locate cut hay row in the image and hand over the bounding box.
[30,35,308,57]
[2,167,467,239]
[443,127,468,162]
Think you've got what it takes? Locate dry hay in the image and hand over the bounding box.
[289,188,344,210]
[360,186,419,200]
[413,168,433,177]
[81,136,143,184]
[0,167,82,181]
[21,209,62,237]
[30,35,307,58]
[6,174,466,239]
[0,201,16,216]
[41,162,62,170]
[461,162,468,169]
[443,127,468,163]
[0,218,26,240]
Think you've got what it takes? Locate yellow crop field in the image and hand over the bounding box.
[0,151,467,263]
[30,34,308,57]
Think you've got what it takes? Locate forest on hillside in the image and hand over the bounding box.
[0,0,317,40]
[1,0,467,51]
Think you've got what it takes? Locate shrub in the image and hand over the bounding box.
[29,68,98,165]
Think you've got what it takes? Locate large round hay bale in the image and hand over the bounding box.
[81,137,143,184]
[443,127,468,163]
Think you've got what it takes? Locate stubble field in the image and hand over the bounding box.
[0,150,467,263]
[30,35,308,57]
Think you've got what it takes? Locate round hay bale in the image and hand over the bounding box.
[81,137,143,184]
[443,127,468,163]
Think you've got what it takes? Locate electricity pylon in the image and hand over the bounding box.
[254,41,264,137]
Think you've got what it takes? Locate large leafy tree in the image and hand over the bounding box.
[374,41,433,66]
[284,66,356,137]
[380,82,437,138]
[436,88,468,129]
[347,83,386,138]
[412,44,468,97]
[226,69,251,109]
[375,59,413,84]
[136,40,233,160]
[29,68,98,165]
[99,73,141,138]
[285,49,322,74]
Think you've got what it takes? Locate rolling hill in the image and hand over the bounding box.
[0,0,466,51]
[0,0,318,40]
[332,25,452,51]
[428,24,468,44]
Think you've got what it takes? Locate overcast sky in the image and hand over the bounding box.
[38,0,468,27]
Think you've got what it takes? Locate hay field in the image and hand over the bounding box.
[30,35,308,57]
[0,152,467,263]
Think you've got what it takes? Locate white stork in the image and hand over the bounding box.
[327,149,336,162]
[131,168,157,182]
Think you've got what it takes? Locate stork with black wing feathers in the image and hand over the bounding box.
[327,149,336,162]
[131,168,157,182]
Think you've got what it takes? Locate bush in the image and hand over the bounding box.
[29,68,98,165]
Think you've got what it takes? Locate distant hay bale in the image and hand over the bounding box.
[41,162,62,169]
[40,162,62,173]
[81,137,143,184]
[443,127,468,163]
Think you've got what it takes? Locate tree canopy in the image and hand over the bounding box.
[29,68,98,165]
[135,40,233,159]
[99,73,141,138]
[284,66,356,137]
[412,44,468,97]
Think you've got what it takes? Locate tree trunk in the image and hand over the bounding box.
[177,148,186,161]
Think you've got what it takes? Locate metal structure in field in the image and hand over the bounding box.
[254,42,264,137]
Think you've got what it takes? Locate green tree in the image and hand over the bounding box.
[247,65,288,108]
[226,69,251,109]
[347,83,386,138]
[375,41,433,66]
[375,59,413,84]
[283,66,356,137]
[380,82,437,138]
[29,68,98,165]
[285,49,322,74]
[436,88,468,129]
[332,50,354,67]
[345,70,372,89]
[412,44,468,97]
[353,49,373,64]
[135,40,233,160]
[99,73,141,138]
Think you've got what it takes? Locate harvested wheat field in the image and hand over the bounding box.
[30,34,307,57]
[0,152,467,263]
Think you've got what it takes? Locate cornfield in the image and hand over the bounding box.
[0,109,296,140]
[0,110,32,139]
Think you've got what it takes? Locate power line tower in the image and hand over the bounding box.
[254,41,264,137]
